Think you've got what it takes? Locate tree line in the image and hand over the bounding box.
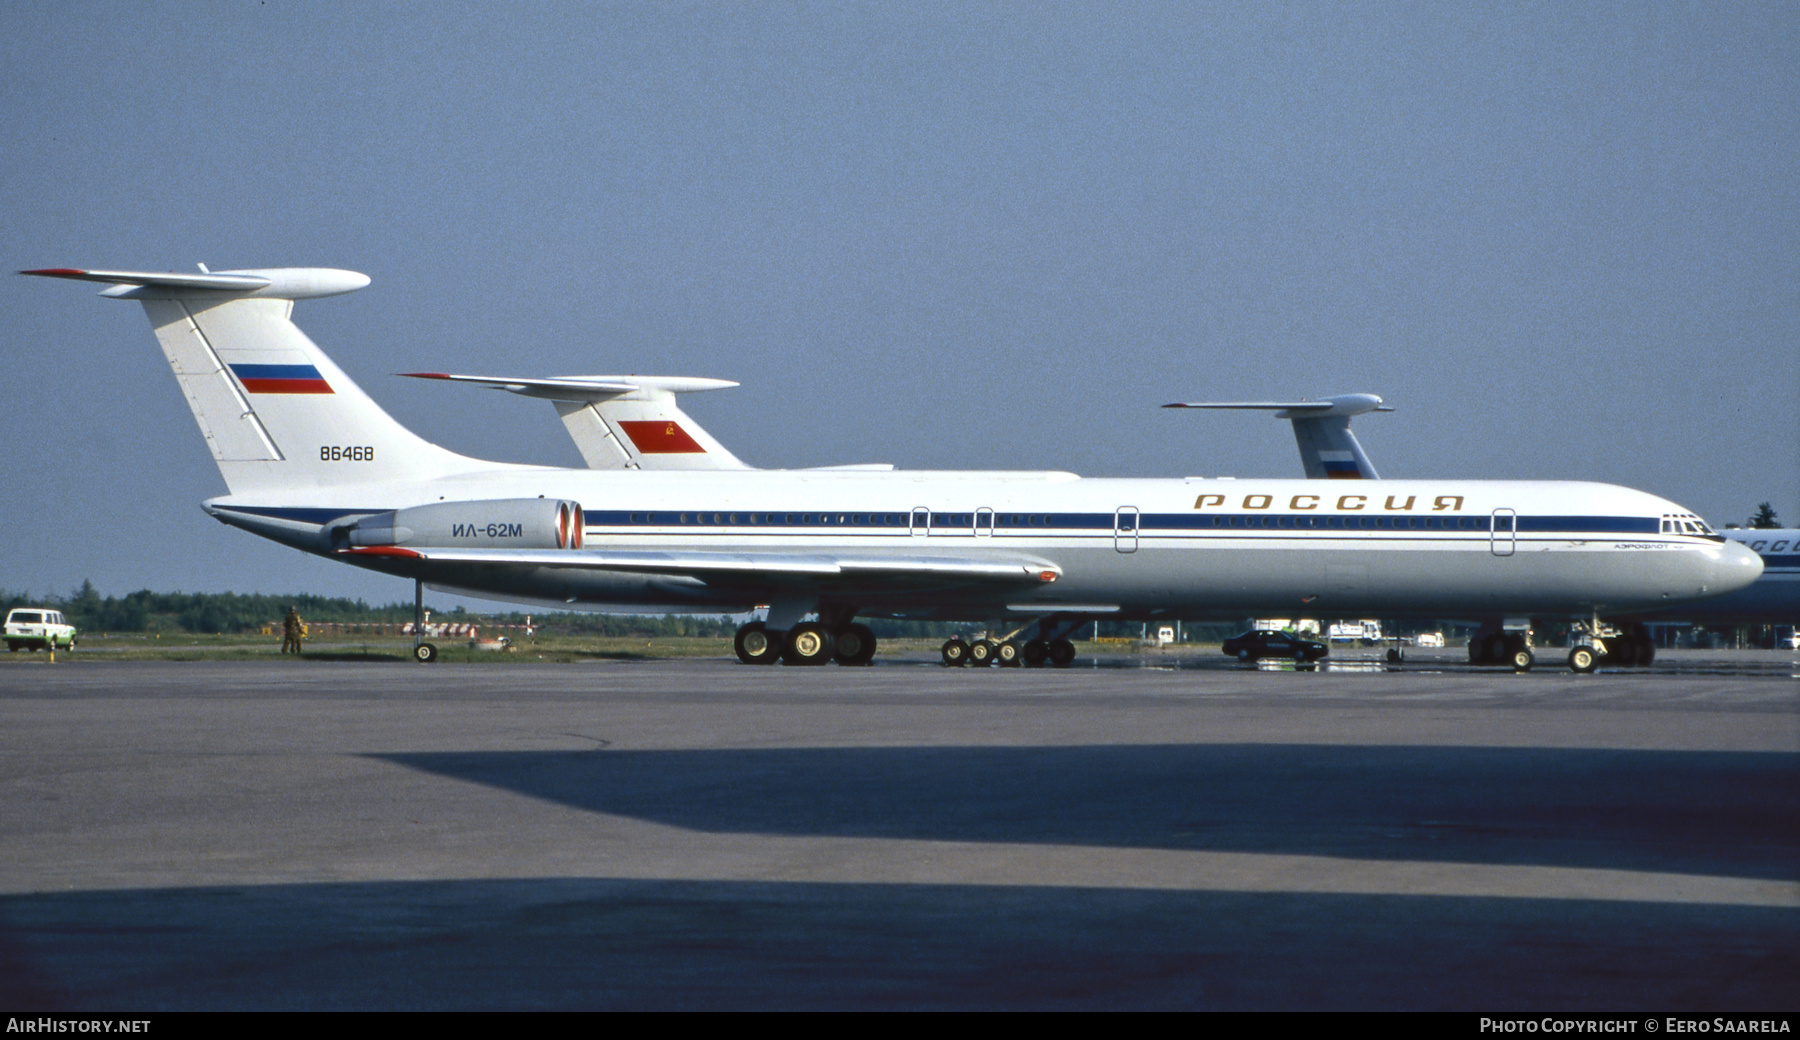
[0,581,744,637]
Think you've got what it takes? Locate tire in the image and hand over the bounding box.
[1568,646,1598,674]
[1022,640,1049,667]
[1385,648,1401,663]
[734,622,783,665]
[832,623,877,666]
[996,640,1021,667]
[969,639,995,667]
[1237,648,1252,662]
[1510,648,1534,672]
[413,642,438,663]
[783,623,833,665]
[1048,639,1076,668]
[941,638,969,667]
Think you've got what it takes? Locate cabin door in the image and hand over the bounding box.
[1114,506,1140,553]
[1490,509,1516,557]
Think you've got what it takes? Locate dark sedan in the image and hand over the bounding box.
[1221,630,1329,663]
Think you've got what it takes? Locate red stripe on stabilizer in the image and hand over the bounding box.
[339,546,423,558]
[618,420,706,454]
[398,372,452,379]
[20,268,90,277]
[239,378,334,394]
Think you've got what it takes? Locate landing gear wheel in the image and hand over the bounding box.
[941,638,970,667]
[1568,645,1598,674]
[413,642,438,663]
[1510,648,1534,672]
[996,640,1021,667]
[1048,639,1076,668]
[969,639,996,667]
[1022,640,1049,667]
[782,623,833,665]
[1386,648,1402,663]
[734,622,783,665]
[832,623,877,666]
[1468,639,1487,664]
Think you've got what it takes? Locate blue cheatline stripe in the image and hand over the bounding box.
[579,510,1664,536]
[220,504,1675,539]
[1519,515,1659,534]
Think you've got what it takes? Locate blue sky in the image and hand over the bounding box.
[3,2,1795,607]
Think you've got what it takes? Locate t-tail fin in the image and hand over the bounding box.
[1163,393,1393,479]
[24,266,486,495]
[401,372,753,470]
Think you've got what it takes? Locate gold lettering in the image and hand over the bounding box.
[1384,495,1416,511]
[1290,495,1319,510]
[1244,494,1272,510]
[1432,495,1465,512]
[1194,494,1225,509]
[1338,495,1366,511]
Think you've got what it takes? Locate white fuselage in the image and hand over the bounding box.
[211,468,1762,622]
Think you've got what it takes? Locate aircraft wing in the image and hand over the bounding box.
[341,545,1062,586]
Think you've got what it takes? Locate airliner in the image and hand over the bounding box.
[25,265,1762,672]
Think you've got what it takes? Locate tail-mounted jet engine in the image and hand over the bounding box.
[335,499,584,550]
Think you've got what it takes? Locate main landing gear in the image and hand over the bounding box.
[940,637,1075,668]
[733,621,878,666]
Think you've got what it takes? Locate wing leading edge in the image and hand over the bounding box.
[341,545,1061,591]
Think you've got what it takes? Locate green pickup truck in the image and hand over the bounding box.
[5,608,77,651]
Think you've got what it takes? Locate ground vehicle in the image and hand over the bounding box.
[1221,630,1328,663]
[4,608,77,651]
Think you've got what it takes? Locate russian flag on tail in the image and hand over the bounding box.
[230,364,334,394]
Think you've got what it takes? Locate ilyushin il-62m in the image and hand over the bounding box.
[26,266,1761,672]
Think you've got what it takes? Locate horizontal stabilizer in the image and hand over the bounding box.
[1166,393,1392,479]
[400,372,737,402]
[22,266,369,300]
[406,370,751,470]
[1164,393,1393,419]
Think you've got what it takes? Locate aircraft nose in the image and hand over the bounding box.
[1709,540,1764,595]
